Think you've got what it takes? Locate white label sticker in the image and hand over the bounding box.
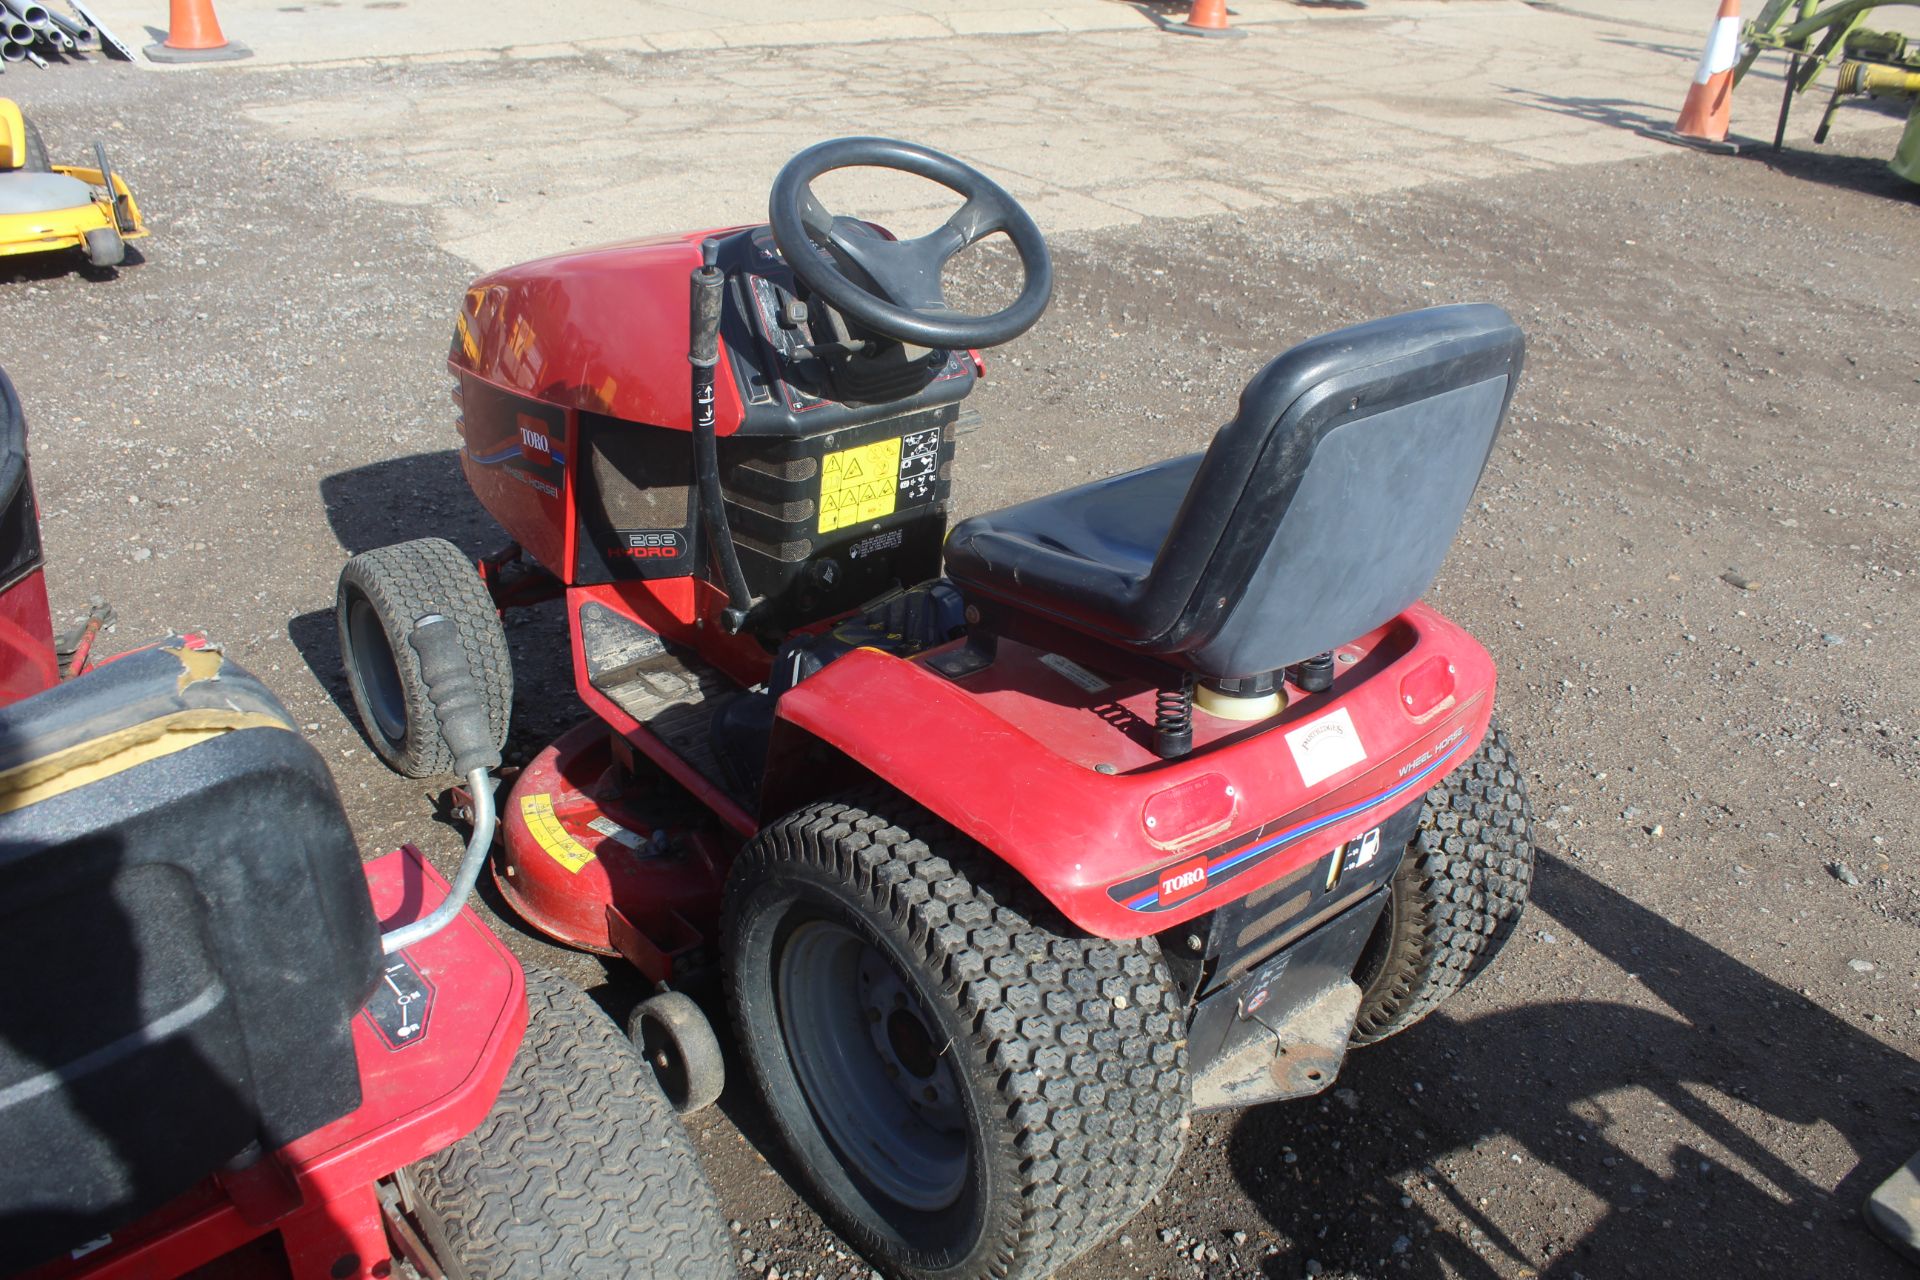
[587,816,646,851]
[70,1236,113,1260]
[1346,828,1382,871]
[1285,707,1368,786]
[1038,652,1110,693]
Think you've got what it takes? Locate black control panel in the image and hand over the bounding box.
[714,227,977,437]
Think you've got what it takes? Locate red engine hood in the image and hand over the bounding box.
[450,225,754,433]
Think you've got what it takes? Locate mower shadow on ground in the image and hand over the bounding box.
[1500,89,1672,140]
[0,242,147,286]
[1226,854,1916,1277]
[315,449,497,559]
[298,450,590,760]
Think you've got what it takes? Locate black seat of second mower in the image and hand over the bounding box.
[944,303,1524,679]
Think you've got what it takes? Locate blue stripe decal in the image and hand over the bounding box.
[465,443,568,467]
[1121,735,1471,912]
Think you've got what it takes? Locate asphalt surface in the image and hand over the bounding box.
[4,48,1917,1280]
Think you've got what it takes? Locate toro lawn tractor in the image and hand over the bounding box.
[0,364,730,1280]
[339,137,1540,1280]
[0,100,143,271]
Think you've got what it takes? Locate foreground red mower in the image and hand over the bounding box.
[0,367,729,1280]
[341,136,1539,1279]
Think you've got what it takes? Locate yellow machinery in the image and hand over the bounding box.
[0,99,145,270]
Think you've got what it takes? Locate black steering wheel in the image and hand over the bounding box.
[768,137,1053,350]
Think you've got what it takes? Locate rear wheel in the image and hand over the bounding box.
[724,787,1189,1280]
[336,538,511,778]
[1350,720,1535,1046]
[402,968,731,1279]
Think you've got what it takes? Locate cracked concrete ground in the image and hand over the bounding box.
[238,2,1720,269]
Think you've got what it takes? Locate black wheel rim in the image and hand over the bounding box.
[347,595,408,744]
[775,919,967,1212]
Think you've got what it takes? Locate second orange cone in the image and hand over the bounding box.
[1673,0,1743,142]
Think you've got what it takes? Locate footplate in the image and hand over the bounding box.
[578,600,740,794]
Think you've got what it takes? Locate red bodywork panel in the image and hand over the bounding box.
[0,566,60,707]
[450,228,750,433]
[772,603,1495,939]
[24,847,527,1280]
[446,229,752,583]
[496,593,1493,950]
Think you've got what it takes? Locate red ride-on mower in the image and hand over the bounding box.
[339,136,1539,1279]
[0,366,730,1280]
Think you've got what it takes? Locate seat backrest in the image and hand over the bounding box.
[1145,303,1524,677]
[0,646,381,1274]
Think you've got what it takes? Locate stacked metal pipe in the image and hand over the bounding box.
[1,1,101,68]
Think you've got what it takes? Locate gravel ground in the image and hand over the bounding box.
[4,56,1916,1280]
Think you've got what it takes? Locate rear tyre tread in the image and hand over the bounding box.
[1350,721,1535,1046]
[726,784,1189,1280]
[406,968,731,1279]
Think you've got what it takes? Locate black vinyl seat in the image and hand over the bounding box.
[944,304,1525,679]
[0,646,382,1273]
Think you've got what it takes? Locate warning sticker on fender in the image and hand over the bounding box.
[1284,707,1368,787]
[819,437,902,533]
[521,793,596,874]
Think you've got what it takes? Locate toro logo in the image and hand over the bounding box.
[1158,858,1210,906]
[517,415,551,459]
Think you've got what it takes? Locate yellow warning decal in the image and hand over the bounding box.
[520,793,596,874]
[818,436,902,534]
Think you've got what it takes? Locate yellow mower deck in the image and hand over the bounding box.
[0,99,146,268]
[0,164,147,261]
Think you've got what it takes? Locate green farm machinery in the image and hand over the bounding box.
[1736,0,1920,182]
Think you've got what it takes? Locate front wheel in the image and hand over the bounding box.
[83,228,124,268]
[336,538,512,778]
[723,787,1189,1280]
[1350,719,1536,1046]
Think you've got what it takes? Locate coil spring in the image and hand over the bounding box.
[1156,675,1194,735]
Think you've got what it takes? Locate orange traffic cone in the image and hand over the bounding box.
[1169,0,1247,40]
[145,0,251,63]
[1654,0,1745,150]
